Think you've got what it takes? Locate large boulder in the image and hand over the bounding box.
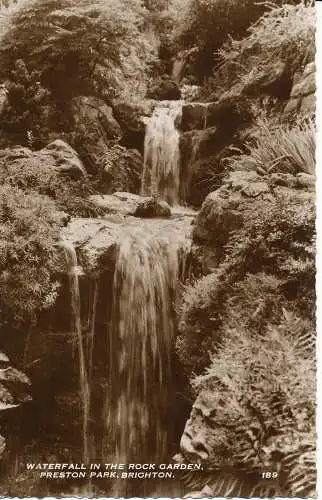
[41,139,87,179]
[0,139,86,184]
[0,352,31,460]
[147,75,181,101]
[180,127,220,170]
[89,192,171,218]
[99,145,143,194]
[243,61,289,97]
[205,94,253,132]
[69,96,123,172]
[111,99,155,152]
[193,170,313,247]
[61,210,192,275]
[71,96,122,141]
[180,103,209,132]
[284,61,315,116]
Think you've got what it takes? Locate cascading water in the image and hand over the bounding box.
[105,224,190,496]
[141,101,183,205]
[62,240,90,465]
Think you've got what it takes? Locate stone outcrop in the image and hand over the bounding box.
[0,139,86,181]
[284,61,315,116]
[100,145,143,195]
[180,127,219,170]
[0,352,31,460]
[41,140,87,179]
[147,75,181,101]
[111,99,155,151]
[61,209,193,275]
[193,170,313,246]
[180,103,209,131]
[71,96,122,142]
[89,192,171,218]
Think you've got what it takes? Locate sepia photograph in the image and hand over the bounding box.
[0,0,316,497]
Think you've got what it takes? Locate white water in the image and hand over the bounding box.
[104,223,191,495]
[141,100,183,205]
[62,240,90,465]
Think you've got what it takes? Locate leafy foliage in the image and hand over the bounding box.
[216,2,315,90]
[177,192,315,374]
[0,149,102,217]
[0,185,62,327]
[187,315,315,497]
[0,59,52,148]
[169,0,302,79]
[0,0,157,105]
[228,117,315,175]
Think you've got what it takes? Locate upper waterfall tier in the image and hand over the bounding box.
[141,100,184,206]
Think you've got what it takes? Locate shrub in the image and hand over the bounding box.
[191,316,315,497]
[0,185,62,327]
[177,193,315,375]
[0,149,103,217]
[0,0,157,105]
[0,59,52,148]
[169,0,302,79]
[216,2,315,89]
[228,117,315,175]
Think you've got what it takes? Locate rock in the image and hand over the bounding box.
[89,192,171,218]
[69,96,123,172]
[134,198,171,218]
[303,61,315,78]
[100,145,143,194]
[62,212,192,275]
[206,94,253,132]
[284,61,316,117]
[111,99,155,151]
[42,139,87,179]
[296,172,315,189]
[180,103,209,131]
[71,96,122,141]
[193,169,315,246]
[291,71,315,99]
[284,98,299,115]
[0,140,86,183]
[300,93,315,115]
[181,155,227,208]
[0,352,31,459]
[226,170,259,190]
[193,170,272,244]
[147,75,181,101]
[241,181,270,198]
[180,127,220,171]
[244,61,288,96]
[193,188,245,244]
[271,173,298,188]
[112,100,154,135]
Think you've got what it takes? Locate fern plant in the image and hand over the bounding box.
[184,314,316,497]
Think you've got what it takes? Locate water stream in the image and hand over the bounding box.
[60,94,195,495]
[62,240,90,465]
[141,100,183,205]
[61,215,192,496]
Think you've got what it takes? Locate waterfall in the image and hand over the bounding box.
[141,101,183,205]
[105,226,189,495]
[62,240,90,465]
